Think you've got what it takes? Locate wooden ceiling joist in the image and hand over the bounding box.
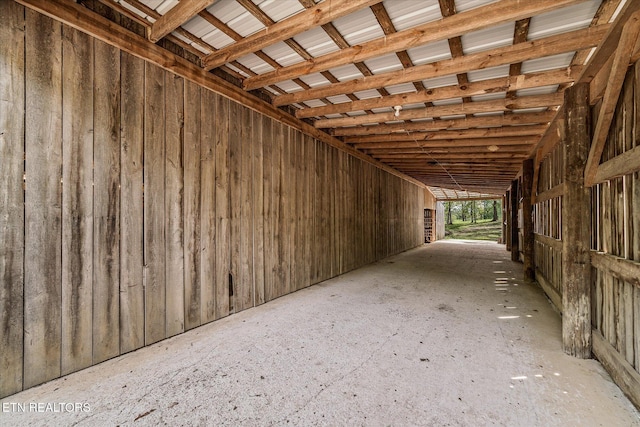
[352,137,537,150]
[243,0,588,91]
[315,93,563,128]
[273,25,607,107]
[147,0,214,43]
[364,147,532,156]
[201,0,383,71]
[295,68,579,118]
[332,111,556,136]
[344,125,546,143]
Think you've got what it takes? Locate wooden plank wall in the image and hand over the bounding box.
[533,143,564,309]
[590,62,640,403]
[525,60,640,407]
[0,7,424,398]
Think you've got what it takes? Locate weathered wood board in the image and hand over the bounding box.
[201,88,217,322]
[93,40,121,364]
[61,27,94,375]
[0,0,25,398]
[119,52,145,353]
[165,73,185,338]
[24,10,63,389]
[183,80,202,331]
[144,63,166,345]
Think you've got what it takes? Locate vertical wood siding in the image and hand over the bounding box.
[0,8,424,398]
[529,59,640,406]
[591,63,640,372]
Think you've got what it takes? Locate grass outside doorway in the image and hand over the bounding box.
[444,218,502,241]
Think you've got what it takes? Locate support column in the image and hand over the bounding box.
[504,193,510,250]
[510,179,519,262]
[522,158,535,281]
[562,82,592,358]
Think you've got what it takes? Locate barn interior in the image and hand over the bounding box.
[1,0,640,423]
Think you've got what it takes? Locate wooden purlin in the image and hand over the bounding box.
[246,0,590,91]
[202,0,383,70]
[147,0,213,43]
[275,25,607,107]
[296,68,579,119]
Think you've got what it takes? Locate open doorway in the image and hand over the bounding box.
[443,200,502,241]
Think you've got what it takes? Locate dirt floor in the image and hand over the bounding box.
[2,240,639,426]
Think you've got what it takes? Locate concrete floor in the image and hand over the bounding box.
[2,240,639,426]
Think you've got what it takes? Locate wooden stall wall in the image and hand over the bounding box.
[526,61,640,407]
[0,6,424,398]
[533,143,564,311]
[589,61,640,406]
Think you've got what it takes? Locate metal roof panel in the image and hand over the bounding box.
[255,0,306,22]
[528,0,601,40]
[293,27,341,57]
[407,40,453,66]
[331,7,385,46]
[260,42,303,67]
[520,52,575,74]
[461,21,515,55]
[382,0,442,31]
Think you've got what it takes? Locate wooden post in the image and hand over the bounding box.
[510,179,519,262]
[505,191,511,251]
[522,158,535,281]
[562,82,592,358]
[502,195,507,246]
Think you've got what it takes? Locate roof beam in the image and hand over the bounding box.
[373,153,528,160]
[333,111,555,136]
[585,10,640,186]
[294,68,578,116]
[346,126,545,142]
[148,0,214,43]
[274,25,607,106]
[352,137,538,149]
[244,0,588,90]
[364,146,532,155]
[315,93,563,128]
[201,0,383,70]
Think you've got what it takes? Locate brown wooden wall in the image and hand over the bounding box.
[589,62,640,384]
[526,60,640,407]
[0,4,424,398]
[533,143,564,309]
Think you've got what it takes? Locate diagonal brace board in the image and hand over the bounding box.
[584,11,640,186]
[148,0,215,43]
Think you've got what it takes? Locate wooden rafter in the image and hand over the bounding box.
[315,93,563,128]
[274,25,607,107]
[296,0,384,116]
[333,111,555,136]
[370,2,431,108]
[345,126,545,142]
[351,138,538,149]
[505,18,531,101]
[295,68,579,117]
[437,0,474,118]
[201,0,383,71]
[148,0,214,43]
[244,0,589,90]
